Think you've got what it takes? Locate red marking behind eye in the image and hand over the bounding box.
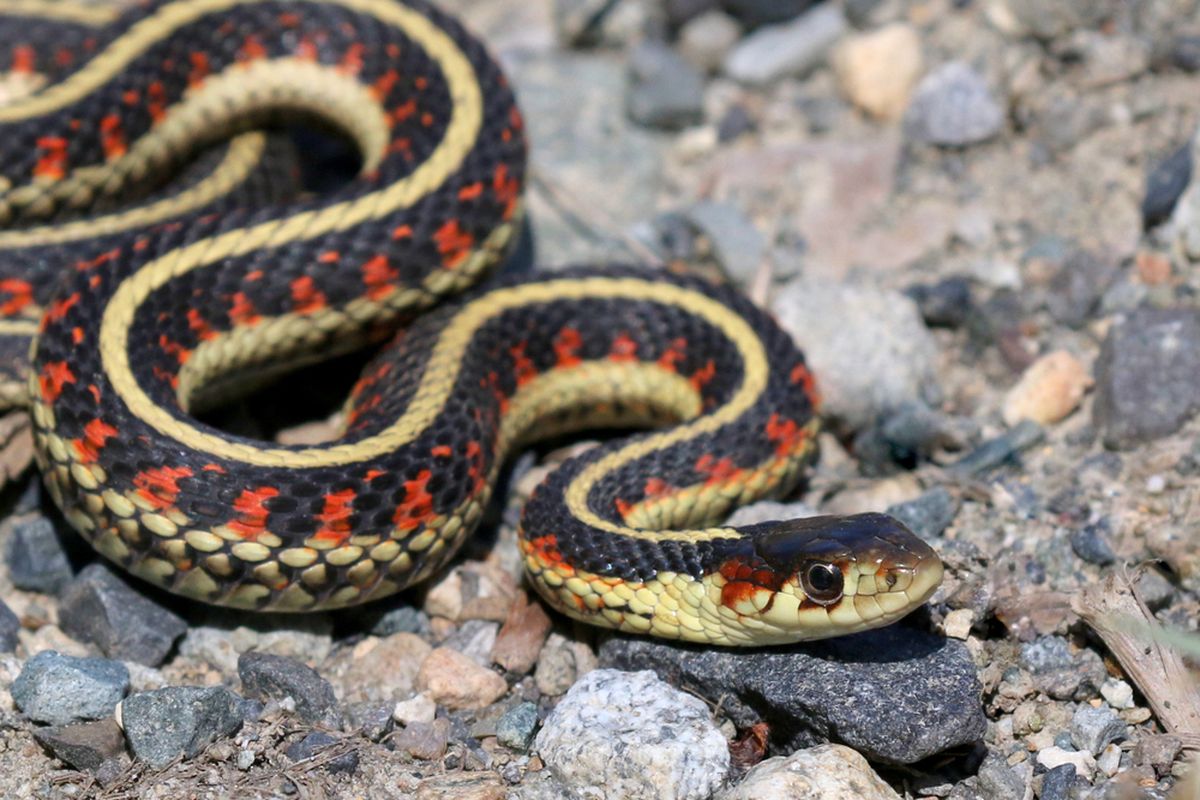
[34,137,68,181]
[38,361,75,404]
[553,327,582,368]
[99,115,126,160]
[717,557,781,611]
[11,45,34,73]
[0,279,33,316]
[228,486,279,538]
[433,220,474,269]
[290,276,326,313]
[133,465,193,509]
[73,418,118,463]
[314,488,356,545]
[393,469,435,532]
[362,254,397,300]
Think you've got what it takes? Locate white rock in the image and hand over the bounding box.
[1100,677,1134,710]
[717,744,901,800]
[393,692,437,726]
[772,280,941,429]
[942,609,975,640]
[1035,745,1096,778]
[1097,743,1122,777]
[534,669,729,800]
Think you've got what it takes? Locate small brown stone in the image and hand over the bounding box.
[416,647,508,710]
[423,562,517,623]
[1002,350,1092,426]
[392,717,451,761]
[1135,250,1173,285]
[336,633,432,704]
[490,591,552,675]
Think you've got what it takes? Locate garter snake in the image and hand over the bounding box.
[0,0,942,646]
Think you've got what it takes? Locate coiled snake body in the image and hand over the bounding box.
[0,0,941,645]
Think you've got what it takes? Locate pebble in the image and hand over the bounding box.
[716,104,756,142]
[1019,636,1107,700]
[626,41,706,131]
[1093,308,1200,449]
[1142,141,1193,229]
[0,598,18,653]
[535,669,729,800]
[1001,0,1113,40]
[57,563,186,667]
[393,692,437,726]
[178,616,333,677]
[1001,350,1092,427]
[886,487,960,540]
[12,651,129,725]
[424,563,516,624]
[904,61,1004,146]
[1036,746,1095,779]
[1070,705,1127,755]
[905,276,973,328]
[772,279,940,429]
[722,4,846,86]
[32,719,125,772]
[942,609,974,640]
[496,701,539,751]
[717,744,900,800]
[1172,35,1200,71]
[442,619,500,667]
[720,0,815,28]
[391,717,451,761]
[3,515,75,594]
[1045,248,1119,329]
[363,605,432,638]
[534,633,598,696]
[976,752,1028,798]
[831,23,924,120]
[1135,734,1182,777]
[1069,525,1117,566]
[237,651,340,726]
[600,626,985,764]
[677,11,741,73]
[338,632,432,704]
[284,731,359,774]
[684,201,765,285]
[1038,762,1079,800]
[120,686,244,769]
[949,420,1044,477]
[1100,678,1134,710]
[415,647,508,710]
[491,592,553,675]
[1097,743,1121,777]
[345,701,394,742]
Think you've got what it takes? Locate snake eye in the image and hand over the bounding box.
[800,562,844,606]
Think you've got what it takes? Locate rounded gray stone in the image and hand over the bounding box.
[12,651,129,726]
[904,62,1004,146]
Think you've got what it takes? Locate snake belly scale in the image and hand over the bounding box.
[0,0,941,645]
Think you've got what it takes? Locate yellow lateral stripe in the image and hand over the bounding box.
[99,277,765,469]
[0,0,461,121]
[0,0,117,27]
[0,132,267,249]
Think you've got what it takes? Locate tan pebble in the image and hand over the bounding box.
[832,24,923,120]
[339,633,432,705]
[1002,350,1092,426]
[942,608,974,640]
[415,647,507,710]
[392,692,437,726]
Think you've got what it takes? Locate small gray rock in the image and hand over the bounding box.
[364,604,431,637]
[496,702,539,751]
[57,564,186,667]
[285,731,359,774]
[887,488,960,540]
[122,686,244,769]
[1045,248,1119,329]
[1069,524,1116,566]
[345,702,394,742]
[1019,636,1107,700]
[976,751,1028,799]
[32,719,126,772]
[684,201,765,285]
[905,276,973,329]
[723,4,846,85]
[905,62,1004,146]
[1071,705,1127,755]
[12,651,129,725]
[1142,141,1192,229]
[626,41,705,131]
[949,421,1044,477]
[1038,763,1077,800]
[1172,35,1200,72]
[772,280,941,430]
[238,651,340,726]
[0,598,19,653]
[4,515,75,594]
[535,669,729,800]
[678,10,742,73]
[600,626,986,764]
[1094,308,1200,449]
[720,0,817,28]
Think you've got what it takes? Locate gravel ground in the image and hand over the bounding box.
[1,0,1199,798]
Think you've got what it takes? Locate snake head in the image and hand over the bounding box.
[719,512,943,643]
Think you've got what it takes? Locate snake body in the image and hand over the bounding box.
[0,0,941,645]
